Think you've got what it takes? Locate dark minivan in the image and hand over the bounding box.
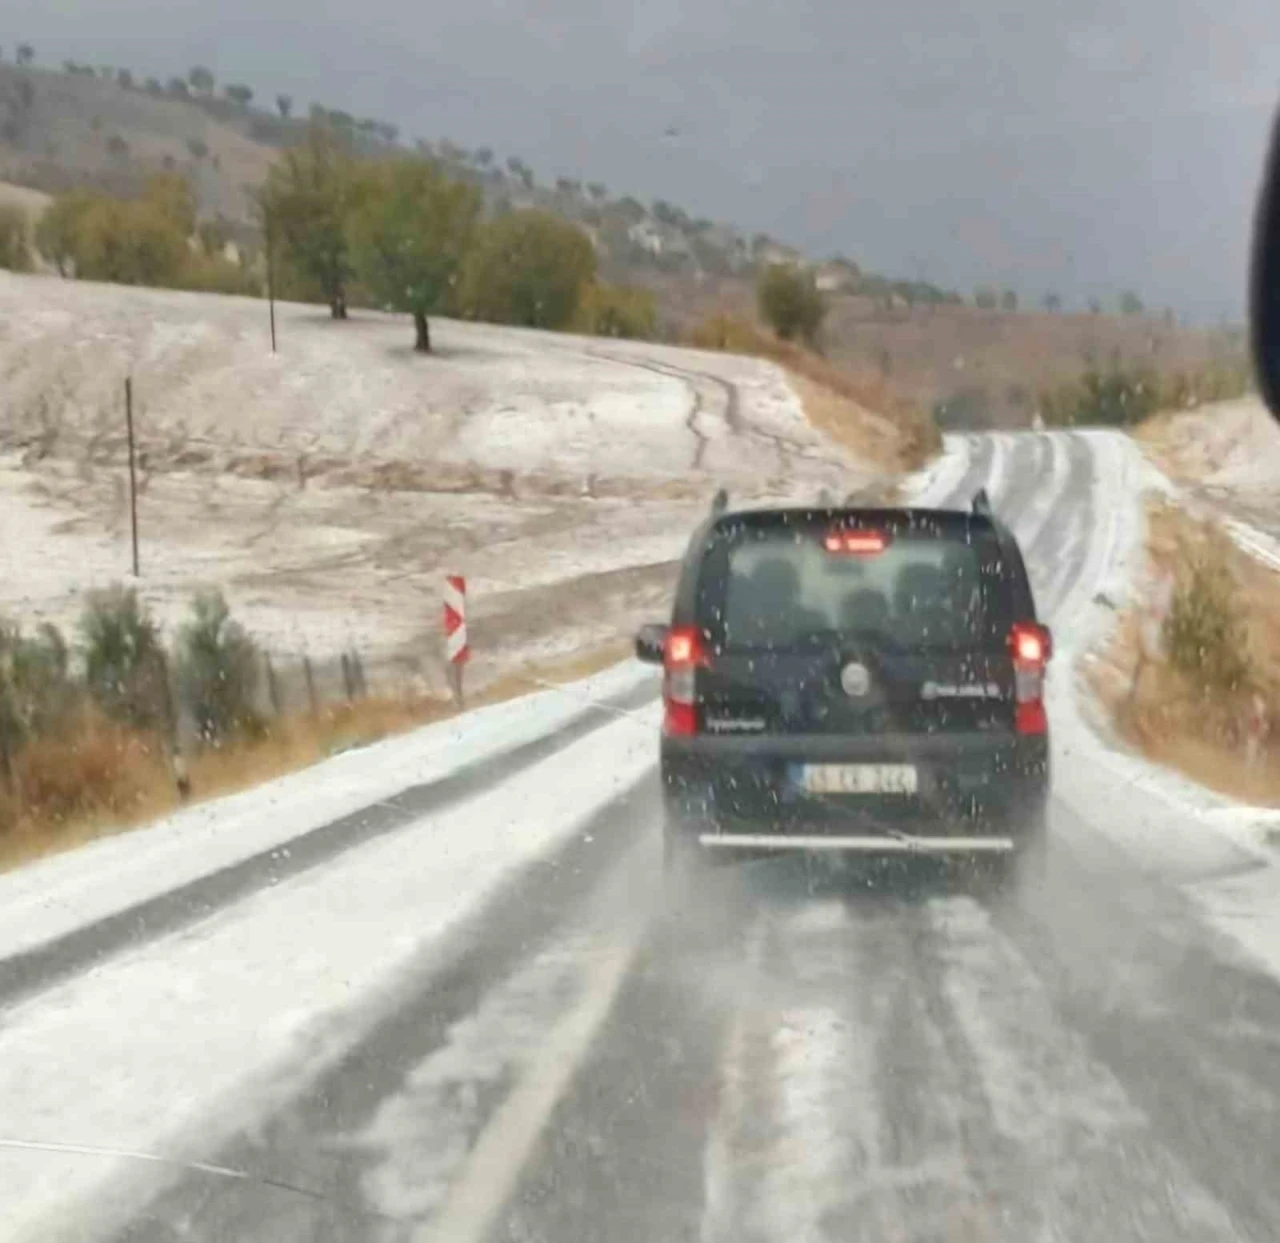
[635,496,1051,880]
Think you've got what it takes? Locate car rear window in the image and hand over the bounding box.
[701,520,996,651]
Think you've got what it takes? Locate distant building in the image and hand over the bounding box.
[626,219,692,259]
[627,220,665,255]
[815,258,861,293]
[756,241,803,268]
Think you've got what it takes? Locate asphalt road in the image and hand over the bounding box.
[9,430,1280,1242]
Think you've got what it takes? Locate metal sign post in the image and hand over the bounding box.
[444,574,469,707]
[264,203,278,354]
[125,376,140,577]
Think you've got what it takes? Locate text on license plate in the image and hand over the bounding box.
[801,764,918,795]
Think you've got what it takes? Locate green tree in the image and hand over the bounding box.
[224,83,253,107]
[473,147,493,167]
[167,77,189,97]
[351,159,481,351]
[116,68,134,89]
[0,205,32,272]
[462,210,596,330]
[188,65,215,94]
[276,93,292,119]
[16,44,34,67]
[757,263,826,346]
[1120,289,1144,315]
[177,591,260,744]
[262,124,364,319]
[973,285,998,310]
[1001,288,1019,312]
[1043,292,1062,313]
[80,586,169,732]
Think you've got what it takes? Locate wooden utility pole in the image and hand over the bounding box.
[125,376,140,576]
[265,204,277,353]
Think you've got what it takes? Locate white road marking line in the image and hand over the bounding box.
[699,913,769,1243]
[418,942,639,1243]
[417,842,654,1243]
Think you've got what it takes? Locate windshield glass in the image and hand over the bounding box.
[3,6,1279,1242]
[721,528,986,648]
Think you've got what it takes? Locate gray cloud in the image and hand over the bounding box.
[22,0,1280,318]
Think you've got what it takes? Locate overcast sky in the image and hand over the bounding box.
[22,0,1280,320]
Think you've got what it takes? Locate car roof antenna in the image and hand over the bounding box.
[972,488,993,516]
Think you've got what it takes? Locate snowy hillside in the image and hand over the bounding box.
[0,272,886,688]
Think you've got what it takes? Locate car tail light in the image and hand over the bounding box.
[1008,621,1051,735]
[663,625,707,736]
[823,529,888,556]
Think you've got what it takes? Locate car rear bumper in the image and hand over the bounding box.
[661,730,1048,847]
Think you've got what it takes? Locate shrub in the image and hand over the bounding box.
[1163,549,1252,697]
[757,263,826,346]
[574,282,656,339]
[461,210,596,330]
[176,253,261,297]
[177,591,261,743]
[0,620,76,760]
[0,204,32,272]
[1040,367,1162,427]
[80,585,169,731]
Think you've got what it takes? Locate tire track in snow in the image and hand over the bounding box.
[940,891,1251,1241]
[575,348,731,473]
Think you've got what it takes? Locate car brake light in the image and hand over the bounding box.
[1008,622,1050,735]
[824,530,887,555]
[1013,628,1044,664]
[663,625,707,736]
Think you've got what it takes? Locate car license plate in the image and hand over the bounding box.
[801,764,918,795]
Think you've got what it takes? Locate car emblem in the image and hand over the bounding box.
[841,662,871,697]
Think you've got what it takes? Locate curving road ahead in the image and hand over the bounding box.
[5,430,1280,1243]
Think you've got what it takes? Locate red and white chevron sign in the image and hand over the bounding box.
[443,574,469,665]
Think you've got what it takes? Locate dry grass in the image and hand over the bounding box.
[1088,499,1280,804]
[686,312,941,469]
[0,639,638,873]
[643,270,1237,431]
